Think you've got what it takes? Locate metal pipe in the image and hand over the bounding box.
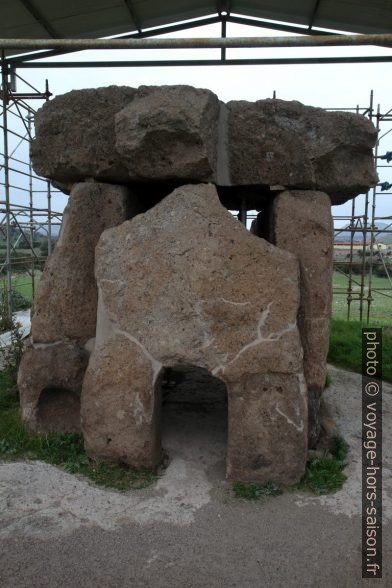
[28,114,35,300]
[6,15,223,64]
[1,53,13,319]
[221,18,227,62]
[13,56,392,68]
[2,32,392,51]
[367,99,379,324]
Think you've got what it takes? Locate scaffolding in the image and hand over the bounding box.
[0,67,391,324]
[0,62,63,320]
[330,92,392,323]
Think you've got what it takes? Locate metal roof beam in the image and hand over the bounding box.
[308,0,322,30]
[217,0,231,16]
[227,14,391,49]
[13,55,392,67]
[123,0,142,34]
[227,14,333,37]
[18,0,59,38]
[6,15,222,64]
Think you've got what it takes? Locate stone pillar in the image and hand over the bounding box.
[82,334,163,468]
[226,372,307,485]
[269,190,333,447]
[18,182,135,433]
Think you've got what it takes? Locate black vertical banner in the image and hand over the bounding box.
[362,328,382,578]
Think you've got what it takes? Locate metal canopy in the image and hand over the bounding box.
[1,1,392,66]
[2,0,392,45]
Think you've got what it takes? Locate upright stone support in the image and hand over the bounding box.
[18,182,134,433]
[269,190,333,446]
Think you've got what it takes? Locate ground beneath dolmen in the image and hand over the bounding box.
[1,365,391,587]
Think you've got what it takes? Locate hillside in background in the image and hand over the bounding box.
[334,222,392,244]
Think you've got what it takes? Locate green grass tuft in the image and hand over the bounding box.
[300,456,347,496]
[233,436,349,500]
[232,481,283,500]
[330,435,349,463]
[0,372,158,492]
[328,318,392,383]
[299,435,349,496]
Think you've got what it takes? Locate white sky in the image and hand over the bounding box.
[4,18,392,228]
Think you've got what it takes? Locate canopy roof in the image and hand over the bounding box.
[2,1,392,61]
[2,0,392,40]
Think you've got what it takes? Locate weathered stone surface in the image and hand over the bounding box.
[31,86,136,183]
[82,334,162,468]
[19,182,136,433]
[269,190,333,447]
[115,85,220,182]
[31,85,377,205]
[226,99,378,203]
[82,183,307,484]
[18,341,89,433]
[31,182,131,344]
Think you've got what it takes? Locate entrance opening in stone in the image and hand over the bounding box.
[161,365,228,478]
[37,387,81,433]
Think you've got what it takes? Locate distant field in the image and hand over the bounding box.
[333,271,391,324]
[0,273,41,304]
[329,317,392,382]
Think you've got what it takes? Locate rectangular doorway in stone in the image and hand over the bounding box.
[161,365,228,480]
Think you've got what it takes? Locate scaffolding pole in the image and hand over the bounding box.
[1,53,13,319]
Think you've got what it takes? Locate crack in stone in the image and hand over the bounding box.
[227,302,297,366]
[275,404,304,432]
[31,340,64,349]
[115,329,162,386]
[220,298,251,306]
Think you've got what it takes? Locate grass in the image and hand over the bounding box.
[232,481,283,499]
[299,436,349,496]
[0,273,41,304]
[0,371,158,492]
[328,317,392,383]
[233,436,349,500]
[332,271,391,323]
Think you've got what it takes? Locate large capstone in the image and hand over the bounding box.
[31,86,377,206]
[115,85,220,182]
[226,99,377,203]
[81,183,308,485]
[31,86,136,184]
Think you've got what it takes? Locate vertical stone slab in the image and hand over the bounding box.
[226,373,307,484]
[269,190,333,446]
[82,183,307,482]
[18,182,135,433]
[82,334,163,468]
[32,182,132,343]
[18,341,89,433]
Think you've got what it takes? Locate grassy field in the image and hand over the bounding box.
[328,317,392,383]
[333,271,391,324]
[0,273,41,304]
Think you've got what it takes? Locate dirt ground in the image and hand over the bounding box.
[0,364,391,587]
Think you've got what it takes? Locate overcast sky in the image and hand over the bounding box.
[4,18,392,228]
